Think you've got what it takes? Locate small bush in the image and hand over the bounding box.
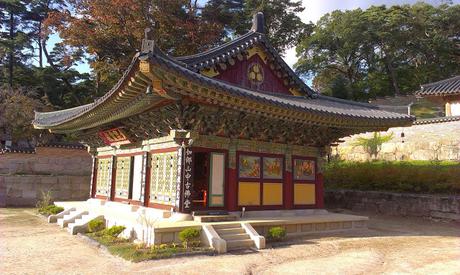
[267,227,286,242]
[88,218,105,233]
[38,205,64,216]
[178,228,200,248]
[104,225,126,237]
[36,190,54,213]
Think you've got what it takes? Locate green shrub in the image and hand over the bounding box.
[178,228,200,248]
[88,218,105,233]
[38,205,64,216]
[36,190,53,212]
[267,226,286,242]
[324,161,460,194]
[97,225,126,238]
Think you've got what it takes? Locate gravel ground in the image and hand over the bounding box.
[1,208,459,275]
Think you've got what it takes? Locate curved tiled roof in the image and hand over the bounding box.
[153,52,412,124]
[414,115,460,125]
[176,31,315,96]
[416,75,460,97]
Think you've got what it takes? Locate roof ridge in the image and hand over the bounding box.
[421,75,460,88]
[175,31,258,61]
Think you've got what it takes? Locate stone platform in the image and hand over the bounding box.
[53,199,368,253]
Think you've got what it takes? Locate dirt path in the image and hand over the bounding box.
[1,208,459,275]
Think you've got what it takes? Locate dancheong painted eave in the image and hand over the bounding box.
[33,13,414,134]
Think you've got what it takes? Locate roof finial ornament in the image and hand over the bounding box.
[251,12,265,33]
[141,27,155,53]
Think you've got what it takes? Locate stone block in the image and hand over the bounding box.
[342,222,352,229]
[328,222,342,230]
[315,223,327,231]
[286,224,298,234]
[301,224,313,232]
[161,232,174,244]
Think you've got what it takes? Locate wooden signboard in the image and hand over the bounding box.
[98,128,131,146]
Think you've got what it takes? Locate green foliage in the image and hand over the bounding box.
[38,205,64,216]
[296,3,460,102]
[353,132,394,159]
[324,161,460,194]
[178,228,201,248]
[88,218,105,233]
[96,225,126,238]
[267,226,286,242]
[87,233,212,262]
[35,189,53,211]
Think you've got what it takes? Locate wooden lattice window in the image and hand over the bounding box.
[96,158,112,196]
[115,156,132,198]
[150,151,178,206]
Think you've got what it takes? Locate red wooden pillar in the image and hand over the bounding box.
[284,170,293,209]
[110,156,117,201]
[316,173,324,208]
[143,152,151,207]
[227,168,238,211]
[90,156,98,198]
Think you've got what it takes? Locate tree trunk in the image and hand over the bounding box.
[8,11,14,87]
[385,57,401,95]
[38,21,43,68]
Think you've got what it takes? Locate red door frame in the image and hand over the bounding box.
[111,152,144,206]
[235,151,286,210]
[145,147,180,210]
[93,155,113,200]
[291,155,318,209]
[191,147,229,212]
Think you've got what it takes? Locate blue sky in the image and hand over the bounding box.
[43,0,459,73]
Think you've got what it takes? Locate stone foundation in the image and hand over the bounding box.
[325,189,460,221]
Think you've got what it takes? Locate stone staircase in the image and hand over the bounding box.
[213,223,255,251]
[57,209,88,228]
[67,213,104,235]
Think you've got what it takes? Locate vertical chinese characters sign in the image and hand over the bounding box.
[183,148,193,211]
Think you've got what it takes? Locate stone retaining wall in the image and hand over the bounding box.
[335,120,460,161]
[0,147,92,207]
[325,189,460,221]
[0,175,90,207]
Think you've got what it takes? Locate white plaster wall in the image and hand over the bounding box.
[131,155,144,201]
[450,101,460,116]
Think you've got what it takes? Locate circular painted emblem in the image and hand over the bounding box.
[248,63,264,84]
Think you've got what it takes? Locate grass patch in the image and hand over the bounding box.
[86,233,214,262]
[38,205,64,216]
[325,160,460,194]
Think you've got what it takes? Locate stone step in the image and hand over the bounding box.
[226,239,255,250]
[220,233,250,241]
[213,223,241,229]
[194,215,238,223]
[215,227,245,235]
[57,210,88,228]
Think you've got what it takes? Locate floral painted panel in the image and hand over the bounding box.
[239,155,261,178]
[293,159,315,181]
[263,157,283,179]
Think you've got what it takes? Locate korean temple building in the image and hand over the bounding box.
[416,75,460,117]
[33,13,413,216]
